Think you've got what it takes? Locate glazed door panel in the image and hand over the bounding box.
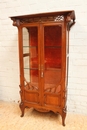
[22,26,41,104]
[22,24,63,106]
[42,24,63,107]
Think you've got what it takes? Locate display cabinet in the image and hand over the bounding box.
[10,10,75,126]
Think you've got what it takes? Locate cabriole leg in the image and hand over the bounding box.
[19,102,25,117]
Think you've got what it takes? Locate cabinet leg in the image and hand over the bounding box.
[62,108,66,126]
[62,113,66,126]
[19,102,25,117]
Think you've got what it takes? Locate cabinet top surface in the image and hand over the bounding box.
[10,10,75,20]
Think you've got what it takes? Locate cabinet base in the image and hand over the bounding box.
[19,102,66,126]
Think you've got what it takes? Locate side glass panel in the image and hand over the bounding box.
[44,26,62,94]
[22,27,39,91]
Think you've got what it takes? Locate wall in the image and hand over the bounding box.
[0,0,87,115]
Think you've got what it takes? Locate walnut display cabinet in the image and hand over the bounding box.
[10,10,75,126]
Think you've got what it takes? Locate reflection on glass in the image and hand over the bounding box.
[44,26,62,92]
[22,27,38,90]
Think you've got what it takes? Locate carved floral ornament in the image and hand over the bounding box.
[11,18,20,26]
[11,15,65,26]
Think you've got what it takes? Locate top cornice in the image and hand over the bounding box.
[10,10,76,28]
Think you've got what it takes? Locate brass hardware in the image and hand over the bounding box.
[41,71,44,77]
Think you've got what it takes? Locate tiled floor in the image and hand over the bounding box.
[0,101,87,130]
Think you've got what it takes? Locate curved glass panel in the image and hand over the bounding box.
[22,27,39,90]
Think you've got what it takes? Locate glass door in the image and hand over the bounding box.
[22,26,40,104]
[43,25,62,107]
